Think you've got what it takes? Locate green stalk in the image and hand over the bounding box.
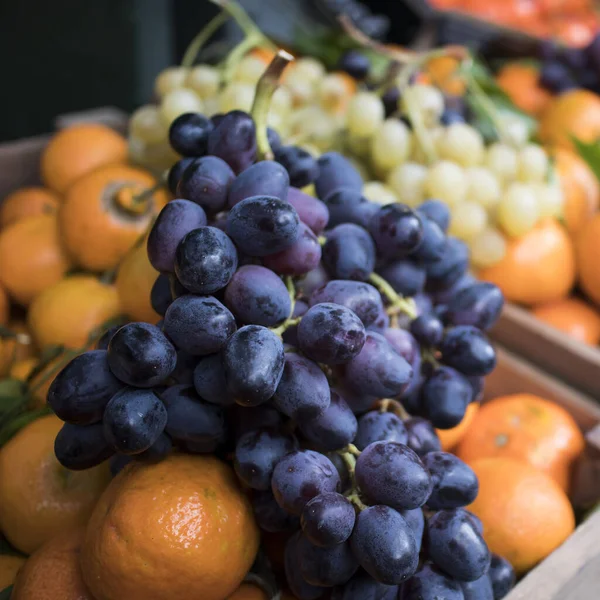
[181,11,229,68]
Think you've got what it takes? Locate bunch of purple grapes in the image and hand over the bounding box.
[47,108,514,599]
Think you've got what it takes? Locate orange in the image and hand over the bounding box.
[575,213,600,306]
[27,275,120,350]
[436,402,479,451]
[40,123,128,194]
[0,215,72,306]
[59,164,168,272]
[81,454,259,600]
[227,582,269,600]
[0,414,110,554]
[0,187,60,230]
[496,63,551,116]
[540,89,600,151]
[12,529,94,600]
[0,284,8,325]
[9,357,37,382]
[457,394,584,491]
[115,242,160,323]
[426,56,466,96]
[468,458,575,574]
[554,147,600,234]
[0,555,26,590]
[533,297,600,345]
[477,218,575,306]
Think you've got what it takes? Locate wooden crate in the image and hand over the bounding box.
[490,303,600,400]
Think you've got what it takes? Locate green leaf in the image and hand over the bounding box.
[572,137,600,184]
[0,585,12,599]
[0,380,26,399]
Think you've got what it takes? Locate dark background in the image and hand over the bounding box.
[0,0,421,142]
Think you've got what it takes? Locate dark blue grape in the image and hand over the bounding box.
[150,274,173,316]
[160,384,225,445]
[401,563,465,600]
[323,224,376,281]
[275,145,320,188]
[350,505,418,585]
[231,403,283,438]
[432,272,476,306]
[418,200,451,232]
[285,532,327,600]
[267,127,282,152]
[226,195,300,257]
[404,417,441,456]
[168,112,213,156]
[252,490,299,532]
[440,109,466,126]
[301,492,356,547]
[227,160,290,208]
[96,325,120,351]
[377,260,426,297]
[297,264,330,297]
[224,265,291,327]
[327,451,351,492]
[298,535,359,587]
[107,323,176,387]
[360,14,390,39]
[310,280,383,329]
[354,411,408,451]
[423,451,479,509]
[174,226,238,294]
[462,573,494,600]
[315,152,363,200]
[163,295,236,355]
[400,508,425,552]
[272,450,340,515]
[224,325,285,406]
[421,366,471,429]
[103,387,167,455]
[467,376,484,403]
[539,61,576,93]
[135,432,172,463]
[356,441,432,510]
[298,302,366,365]
[193,353,232,406]
[177,156,235,214]
[338,383,377,415]
[47,350,123,424]
[382,86,401,117]
[169,350,196,385]
[167,157,194,195]
[282,299,308,346]
[54,422,114,470]
[323,188,370,229]
[234,428,296,490]
[427,509,491,582]
[273,352,331,420]
[169,273,189,299]
[425,238,469,290]
[343,332,412,398]
[147,199,208,273]
[488,554,516,600]
[439,326,496,376]
[368,204,423,260]
[263,222,322,276]
[410,216,446,262]
[446,282,504,331]
[410,313,444,347]
[365,303,389,334]
[109,454,132,476]
[337,50,370,80]
[331,570,398,600]
[299,389,357,451]
[382,328,421,399]
[206,110,256,173]
[287,187,330,234]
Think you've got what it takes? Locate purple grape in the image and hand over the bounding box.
[488,554,516,600]
[136,433,173,463]
[410,313,444,347]
[400,508,425,552]
[54,422,114,470]
[323,188,376,229]
[167,157,194,195]
[445,282,504,331]
[422,451,479,509]
[231,403,283,438]
[382,86,401,117]
[297,264,329,297]
[272,450,340,515]
[417,200,451,232]
[315,152,363,200]
[282,299,308,346]
[301,492,356,547]
[401,563,464,600]
[323,224,376,281]
[350,505,419,585]
[150,274,173,316]
[354,411,408,451]
[147,199,208,273]
[440,109,466,126]
[263,222,322,276]
[267,127,282,152]
[432,272,476,306]
[297,535,359,586]
[252,490,299,532]
[331,570,398,600]
[193,353,233,406]
[224,265,291,327]
[337,49,370,80]
[227,160,290,208]
[377,260,426,297]
[405,417,441,456]
[275,145,319,188]
[540,61,576,94]
[168,112,212,156]
[409,216,446,262]
[356,441,432,510]
[421,366,472,429]
[366,304,389,334]
[368,204,423,260]
[170,350,196,385]
[425,238,469,291]
[287,187,330,234]
[206,110,256,173]
[298,303,366,365]
[226,195,300,256]
[439,326,496,376]
[462,573,494,600]
[285,533,327,599]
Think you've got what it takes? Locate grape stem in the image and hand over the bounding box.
[251,50,295,161]
[210,0,276,45]
[346,492,368,512]
[181,11,229,68]
[271,317,301,337]
[368,273,418,320]
[377,398,410,420]
[317,235,327,246]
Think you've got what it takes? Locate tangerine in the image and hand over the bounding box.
[496,63,551,116]
[0,187,60,231]
[533,297,600,345]
[0,555,26,590]
[468,458,575,574]
[426,56,466,96]
[456,394,584,491]
[436,402,479,451]
[477,218,575,306]
[0,415,110,554]
[41,124,128,194]
[80,454,259,600]
[575,213,600,307]
[9,358,37,382]
[0,215,72,306]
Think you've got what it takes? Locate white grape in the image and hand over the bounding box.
[518,144,549,182]
[346,132,372,159]
[155,67,189,99]
[318,73,353,113]
[347,92,385,138]
[129,105,168,145]
[370,119,412,174]
[363,181,398,205]
[159,88,203,125]
[470,227,507,268]
[533,182,564,219]
[291,57,326,84]
[285,74,316,107]
[202,96,220,117]
[270,86,293,116]
[438,123,485,167]
[233,54,267,86]
[501,115,529,148]
[449,202,488,240]
[387,162,428,207]
[128,136,147,167]
[497,183,540,237]
[425,160,467,207]
[465,166,502,209]
[218,82,255,114]
[401,84,444,127]
[485,143,518,183]
[288,106,339,150]
[186,65,221,98]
